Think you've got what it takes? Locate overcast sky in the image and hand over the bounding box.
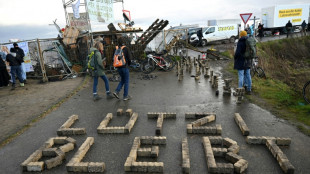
[0,0,309,43]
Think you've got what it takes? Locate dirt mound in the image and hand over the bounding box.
[257,36,310,92]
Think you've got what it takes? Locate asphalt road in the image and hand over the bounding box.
[0,54,310,173]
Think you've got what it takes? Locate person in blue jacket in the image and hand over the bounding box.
[234,30,252,95]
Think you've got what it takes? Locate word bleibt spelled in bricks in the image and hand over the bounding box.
[21,137,76,172]
[186,114,222,135]
[202,136,248,174]
[57,115,86,136]
[124,136,166,173]
[97,109,138,134]
[246,136,294,173]
[147,112,176,135]
[234,113,250,136]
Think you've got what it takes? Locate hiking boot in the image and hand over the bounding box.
[20,83,25,87]
[11,84,16,90]
[113,92,120,99]
[106,92,114,99]
[245,91,252,95]
[93,94,101,101]
[123,95,132,101]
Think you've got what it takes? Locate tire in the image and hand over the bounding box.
[255,67,266,78]
[164,55,176,71]
[201,39,207,47]
[142,59,155,74]
[303,81,310,104]
[229,36,235,43]
[130,62,142,72]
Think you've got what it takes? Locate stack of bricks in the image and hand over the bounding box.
[66,137,105,173]
[178,61,183,81]
[97,109,138,134]
[202,136,248,174]
[147,112,176,135]
[235,88,245,104]
[57,115,86,136]
[209,71,214,82]
[246,136,294,173]
[124,136,166,173]
[223,79,232,96]
[186,114,222,135]
[182,138,190,174]
[234,113,250,136]
[21,137,76,172]
[195,62,200,80]
[204,67,210,78]
[211,75,219,89]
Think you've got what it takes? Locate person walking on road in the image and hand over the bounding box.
[258,23,264,40]
[91,42,113,101]
[301,20,307,36]
[6,48,24,90]
[285,20,293,38]
[234,31,252,95]
[13,43,27,83]
[113,37,132,101]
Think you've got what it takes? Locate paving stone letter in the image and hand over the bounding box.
[185,113,221,135]
[124,136,166,173]
[97,109,138,134]
[66,137,105,173]
[147,112,176,135]
[21,137,76,172]
[57,115,86,136]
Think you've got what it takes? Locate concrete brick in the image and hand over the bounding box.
[67,162,89,172]
[208,136,223,145]
[88,162,105,172]
[44,138,55,148]
[217,163,234,174]
[202,137,217,173]
[163,112,177,119]
[126,109,133,116]
[21,150,41,171]
[66,137,76,144]
[53,137,68,145]
[147,162,164,173]
[276,137,291,146]
[124,157,133,172]
[212,148,227,157]
[117,108,123,116]
[234,159,248,173]
[42,148,57,157]
[223,138,237,147]
[45,154,65,169]
[187,124,193,134]
[137,148,152,157]
[246,136,264,145]
[216,124,222,135]
[228,144,240,154]
[147,112,159,118]
[234,113,250,136]
[279,160,295,174]
[58,129,73,136]
[27,162,44,172]
[59,142,75,153]
[225,152,243,164]
[151,146,159,157]
[71,128,86,135]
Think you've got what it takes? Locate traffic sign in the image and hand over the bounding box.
[240,13,252,24]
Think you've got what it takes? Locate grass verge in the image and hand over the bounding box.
[0,76,89,148]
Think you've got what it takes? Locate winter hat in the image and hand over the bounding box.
[13,43,18,47]
[240,30,247,37]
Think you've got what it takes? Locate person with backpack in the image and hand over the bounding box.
[90,42,113,101]
[112,37,132,101]
[6,48,24,90]
[285,20,293,38]
[13,43,27,83]
[234,30,253,95]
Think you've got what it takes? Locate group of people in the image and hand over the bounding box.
[0,43,26,89]
[91,37,132,101]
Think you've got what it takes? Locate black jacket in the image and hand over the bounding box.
[234,37,251,70]
[6,53,21,66]
[15,47,25,63]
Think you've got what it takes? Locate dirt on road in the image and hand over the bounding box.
[0,76,86,146]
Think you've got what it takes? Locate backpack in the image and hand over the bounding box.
[113,46,126,67]
[87,50,98,71]
[244,37,256,59]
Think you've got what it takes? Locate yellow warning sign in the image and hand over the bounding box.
[278,8,302,18]
[292,18,302,23]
